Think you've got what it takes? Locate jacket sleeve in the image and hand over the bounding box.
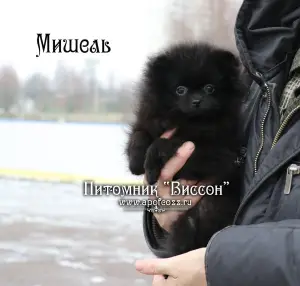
[205,220,300,286]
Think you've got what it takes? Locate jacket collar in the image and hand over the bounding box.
[235,0,300,82]
[290,48,300,75]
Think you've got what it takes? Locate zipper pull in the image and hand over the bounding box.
[283,164,300,195]
[234,147,247,167]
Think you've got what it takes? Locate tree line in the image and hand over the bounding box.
[0,0,240,122]
[0,60,133,117]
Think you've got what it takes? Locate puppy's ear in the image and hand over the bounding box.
[143,53,173,86]
[217,50,240,69]
[216,50,248,97]
[146,53,172,75]
[215,50,242,80]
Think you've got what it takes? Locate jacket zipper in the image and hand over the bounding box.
[254,80,272,174]
[271,105,300,148]
[271,105,300,195]
[234,148,300,223]
[233,73,272,223]
[283,164,300,195]
[234,71,300,222]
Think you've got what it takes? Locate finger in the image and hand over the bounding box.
[135,258,173,277]
[181,180,205,206]
[154,210,183,232]
[152,275,167,286]
[155,177,172,198]
[183,179,199,186]
[160,141,195,181]
[186,194,203,206]
[161,129,176,139]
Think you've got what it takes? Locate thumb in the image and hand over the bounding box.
[135,258,173,276]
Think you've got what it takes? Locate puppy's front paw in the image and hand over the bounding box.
[129,154,145,175]
[145,168,161,185]
[144,142,164,185]
[126,131,152,175]
[144,138,183,185]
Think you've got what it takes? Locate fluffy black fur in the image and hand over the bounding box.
[125,42,246,258]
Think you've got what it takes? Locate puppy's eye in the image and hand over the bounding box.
[204,84,215,94]
[176,86,188,96]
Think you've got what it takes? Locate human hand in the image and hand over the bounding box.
[135,248,207,286]
[143,129,206,232]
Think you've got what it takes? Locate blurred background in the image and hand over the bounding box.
[0,0,242,285]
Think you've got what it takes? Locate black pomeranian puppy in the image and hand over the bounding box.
[125,42,246,258]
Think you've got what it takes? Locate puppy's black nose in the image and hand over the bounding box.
[192,99,201,108]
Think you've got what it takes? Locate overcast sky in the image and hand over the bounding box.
[0,0,172,85]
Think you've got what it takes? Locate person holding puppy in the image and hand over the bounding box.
[135,0,300,285]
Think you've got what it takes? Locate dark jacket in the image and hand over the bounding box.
[142,0,300,285]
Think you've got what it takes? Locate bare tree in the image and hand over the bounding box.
[52,61,88,113]
[83,58,99,113]
[166,0,240,50]
[117,82,134,114]
[166,0,196,43]
[65,71,88,113]
[206,0,239,50]
[0,66,20,112]
[23,73,51,111]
